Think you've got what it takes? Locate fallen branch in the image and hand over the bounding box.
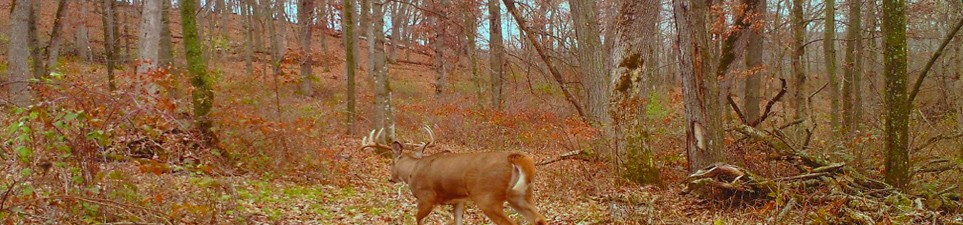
[537,150,595,166]
[0,195,172,225]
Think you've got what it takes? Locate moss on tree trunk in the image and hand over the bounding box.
[180,0,216,145]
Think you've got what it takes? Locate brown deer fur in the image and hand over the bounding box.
[389,141,547,225]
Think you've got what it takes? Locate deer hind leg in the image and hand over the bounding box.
[415,200,436,225]
[452,201,465,225]
[473,195,517,225]
[507,191,547,225]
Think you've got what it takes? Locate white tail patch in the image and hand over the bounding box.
[511,165,528,192]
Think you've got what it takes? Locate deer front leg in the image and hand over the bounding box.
[452,201,465,225]
[415,200,435,225]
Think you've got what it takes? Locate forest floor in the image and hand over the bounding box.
[3,1,963,224]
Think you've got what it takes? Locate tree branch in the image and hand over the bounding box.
[907,15,963,104]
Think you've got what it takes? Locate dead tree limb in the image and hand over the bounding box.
[503,0,586,119]
[908,14,963,104]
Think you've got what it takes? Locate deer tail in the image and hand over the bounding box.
[509,153,537,193]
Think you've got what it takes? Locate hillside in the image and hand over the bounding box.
[3,0,963,224]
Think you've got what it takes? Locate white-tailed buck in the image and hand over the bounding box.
[360,126,547,225]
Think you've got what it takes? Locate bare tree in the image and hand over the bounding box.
[7,0,34,107]
[881,0,909,190]
[371,0,394,141]
[790,0,806,120]
[842,0,862,138]
[489,0,505,110]
[744,0,766,123]
[610,0,662,184]
[672,0,729,171]
[570,0,612,128]
[300,0,317,96]
[102,0,119,91]
[75,0,93,62]
[825,0,840,135]
[44,0,70,74]
[344,0,358,135]
[180,0,216,145]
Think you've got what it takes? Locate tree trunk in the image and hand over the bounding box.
[180,0,216,145]
[610,0,661,185]
[371,0,394,141]
[28,1,43,79]
[881,0,909,190]
[489,0,504,110]
[825,0,840,136]
[790,0,807,121]
[7,0,34,107]
[744,0,766,123]
[44,0,70,75]
[76,0,93,62]
[673,0,726,172]
[137,0,162,101]
[344,0,358,135]
[160,0,179,99]
[951,0,963,160]
[300,0,316,96]
[102,0,118,91]
[432,0,449,98]
[243,0,255,76]
[137,0,162,76]
[570,0,612,128]
[268,1,283,80]
[318,0,329,53]
[388,2,403,64]
[466,11,483,107]
[842,0,863,138]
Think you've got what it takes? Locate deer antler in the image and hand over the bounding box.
[413,125,435,157]
[360,128,391,151]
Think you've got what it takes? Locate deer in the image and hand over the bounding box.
[360,126,547,225]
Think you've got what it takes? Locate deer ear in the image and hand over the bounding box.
[391,141,404,157]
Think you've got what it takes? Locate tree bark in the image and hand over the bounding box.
[7,0,33,107]
[75,0,93,62]
[465,10,483,107]
[242,0,255,76]
[300,0,316,96]
[489,0,505,110]
[344,0,358,135]
[44,0,70,75]
[371,0,394,141]
[27,1,42,79]
[842,0,863,137]
[180,0,216,145]
[790,0,807,121]
[610,0,661,185]
[431,0,449,98]
[137,0,162,76]
[137,0,163,101]
[102,0,118,91]
[673,0,726,172]
[825,0,840,135]
[570,0,613,128]
[744,0,766,124]
[881,0,909,190]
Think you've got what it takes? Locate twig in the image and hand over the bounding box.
[727,95,748,125]
[775,197,797,224]
[750,79,788,127]
[913,133,963,152]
